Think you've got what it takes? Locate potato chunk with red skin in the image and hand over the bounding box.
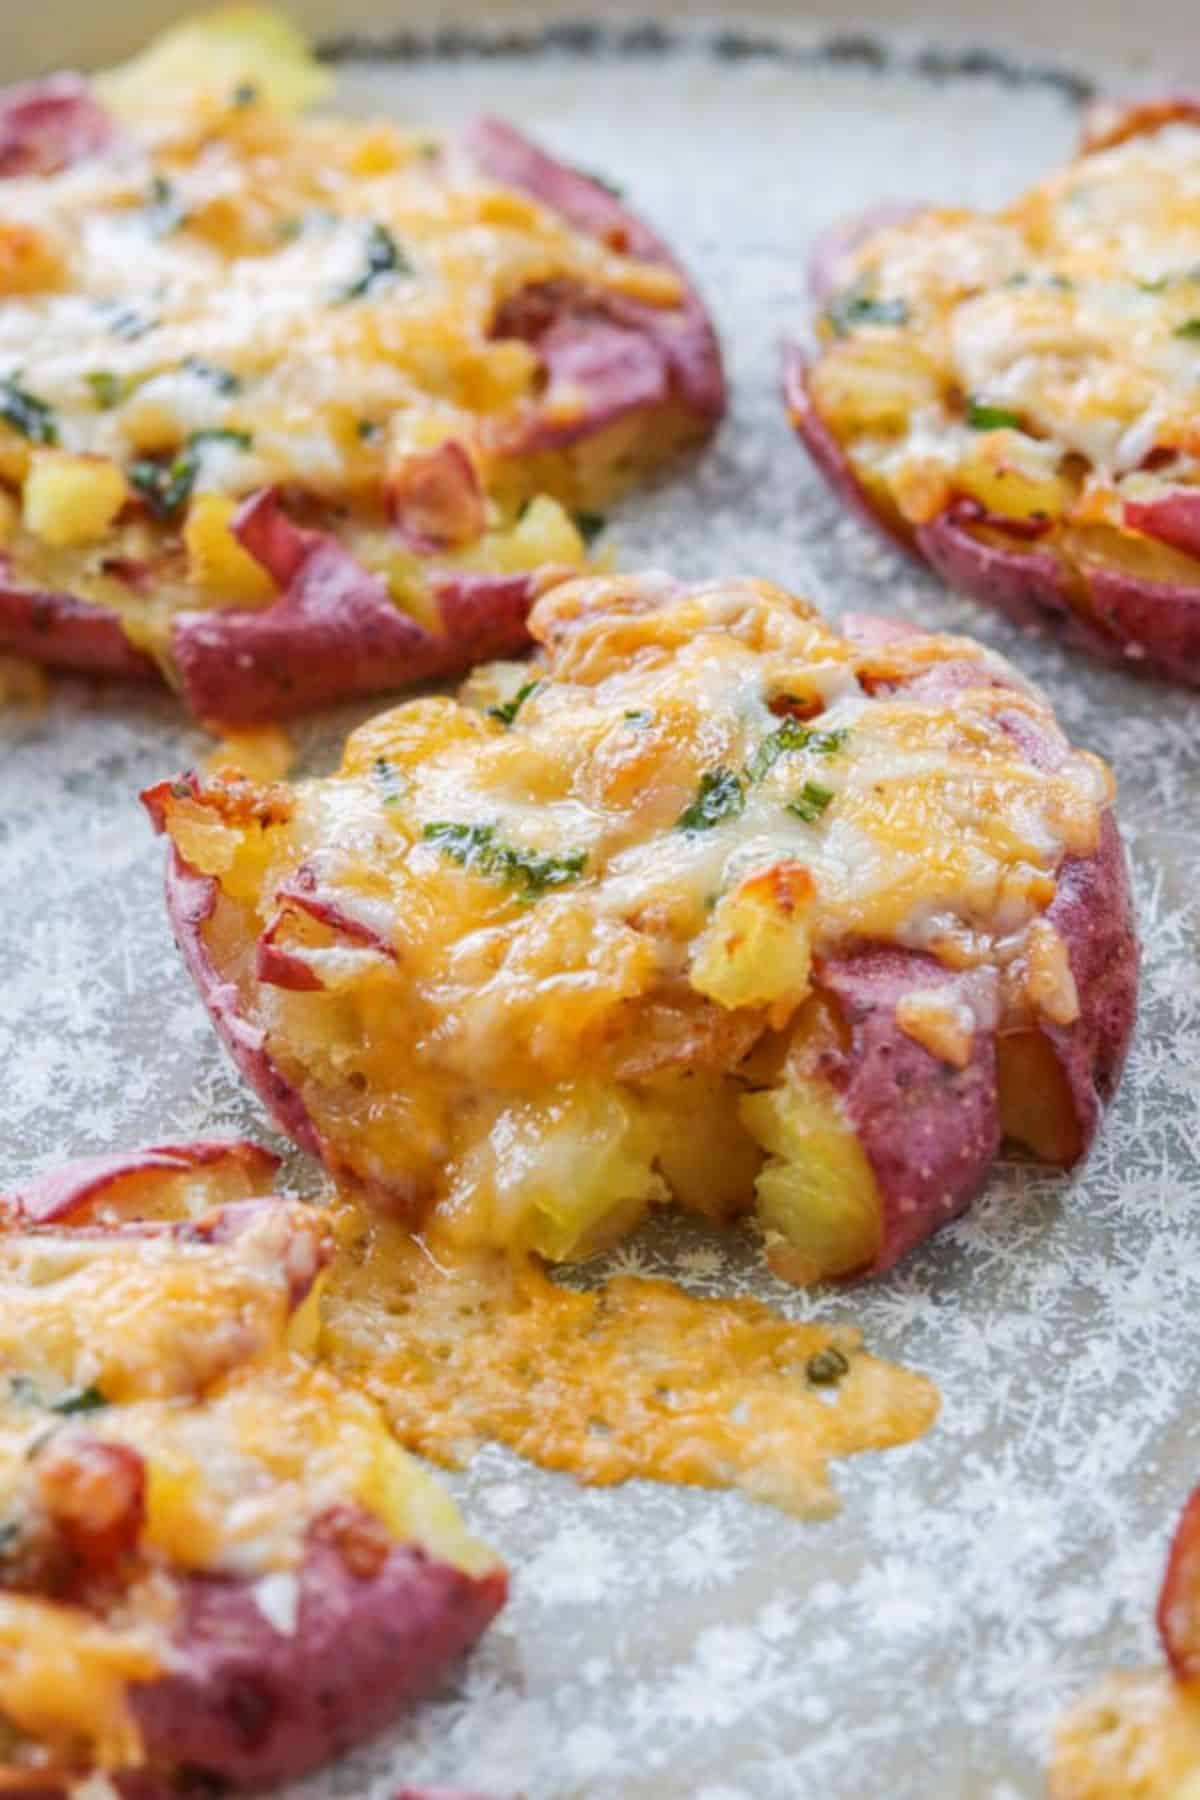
[146,577,1135,1286]
[788,100,1200,687]
[0,1144,506,1793]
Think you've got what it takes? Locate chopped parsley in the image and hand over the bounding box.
[101,303,157,342]
[357,418,383,443]
[0,1521,20,1558]
[488,679,543,727]
[1175,318,1200,340]
[129,428,253,519]
[146,173,188,237]
[676,767,745,832]
[806,1346,850,1386]
[0,377,57,446]
[337,223,413,302]
[9,1375,106,1415]
[371,757,408,805]
[786,781,835,824]
[1003,271,1074,292]
[746,719,848,784]
[231,80,259,108]
[86,370,124,410]
[623,708,652,725]
[966,397,1024,431]
[423,821,586,900]
[825,279,910,338]
[182,356,241,395]
[49,1385,107,1416]
[574,509,607,545]
[579,166,626,199]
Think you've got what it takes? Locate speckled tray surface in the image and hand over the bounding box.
[2,14,1199,1799]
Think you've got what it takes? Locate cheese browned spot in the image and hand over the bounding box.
[320,1205,939,1518]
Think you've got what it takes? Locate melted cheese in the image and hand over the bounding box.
[320,1207,938,1518]
[0,10,697,664]
[1051,1670,1200,1798]
[809,120,1200,555]
[159,572,1112,1253]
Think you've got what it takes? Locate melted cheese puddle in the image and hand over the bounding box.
[320,1206,939,1518]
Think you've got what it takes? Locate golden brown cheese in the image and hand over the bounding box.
[320,1206,938,1518]
[160,573,1111,1257]
[808,121,1200,552]
[0,8,701,666]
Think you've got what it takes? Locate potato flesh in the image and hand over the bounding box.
[740,1076,883,1284]
[995,1027,1082,1165]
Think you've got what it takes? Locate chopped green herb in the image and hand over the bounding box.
[146,173,188,237]
[806,1346,851,1386]
[1175,318,1200,340]
[8,1375,106,1415]
[182,356,241,395]
[101,304,156,342]
[0,1521,20,1558]
[746,720,848,784]
[1003,271,1073,292]
[623,708,651,725]
[277,216,304,243]
[579,167,626,199]
[786,780,835,824]
[0,377,57,446]
[826,280,910,338]
[418,139,440,160]
[49,1385,106,1417]
[129,427,253,519]
[574,509,607,545]
[357,418,382,443]
[965,397,1024,431]
[371,756,407,804]
[85,370,123,410]
[488,679,543,727]
[232,80,259,108]
[676,767,745,832]
[423,821,585,900]
[337,223,413,302]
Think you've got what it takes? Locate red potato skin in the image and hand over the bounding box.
[2,1139,280,1226]
[467,116,725,442]
[1157,1486,1200,1681]
[0,74,112,177]
[813,951,1003,1275]
[0,118,723,720]
[130,1525,507,1790]
[170,490,549,725]
[160,850,330,1165]
[817,620,1137,1268]
[0,1531,506,1798]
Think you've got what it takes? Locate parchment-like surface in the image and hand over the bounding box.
[1,30,1197,1799]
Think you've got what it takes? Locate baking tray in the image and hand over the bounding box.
[1,10,1198,1797]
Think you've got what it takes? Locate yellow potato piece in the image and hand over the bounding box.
[23,452,127,549]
